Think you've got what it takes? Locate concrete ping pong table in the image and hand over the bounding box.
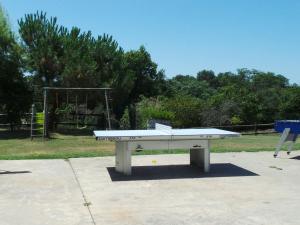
[94,124,240,175]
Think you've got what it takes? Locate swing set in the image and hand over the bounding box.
[54,91,90,129]
[39,87,112,138]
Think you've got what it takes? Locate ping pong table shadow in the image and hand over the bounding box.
[290,155,300,160]
[107,163,258,181]
[0,170,31,175]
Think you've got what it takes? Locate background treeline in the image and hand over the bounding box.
[1,9,300,130]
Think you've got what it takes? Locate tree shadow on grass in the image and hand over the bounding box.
[107,163,258,181]
[0,130,30,140]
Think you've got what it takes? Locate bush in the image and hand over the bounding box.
[120,107,130,129]
[136,96,174,129]
[163,95,203,128]
[231,115,243,125]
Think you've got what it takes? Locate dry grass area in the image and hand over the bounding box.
[0,130,297,159]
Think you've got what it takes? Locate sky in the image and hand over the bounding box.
[1,0,300,84]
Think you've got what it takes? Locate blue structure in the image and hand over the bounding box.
[274,120,299,157]
[275,120,300,134]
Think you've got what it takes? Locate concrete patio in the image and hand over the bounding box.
[0,151,300,225]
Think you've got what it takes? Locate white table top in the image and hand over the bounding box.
[94,128,240,141]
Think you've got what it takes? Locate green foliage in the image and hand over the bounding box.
[1,9,300,131]
[18,12,166,128]
[231,115,243,125]
[166,75,214,99]
[197,70,218,88]
[119,107,130,129]
[18,11,65,86]
[120,97,175,129]
[163,95,203,128]
[60,27,96,87]
[279,87,300,119]
[136,97,174,129]
[0,5,31,129]
[201,99,241,126]
[55,103,73,114]
[119,46,166,128]
[251,71,288,89]
[0,5,10,37]
[94,34,124,86]
[125,46,164,102]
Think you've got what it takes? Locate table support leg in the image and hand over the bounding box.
[274,128,290,157]
[287,140,295,155]
[115,141,132,175]
[189,141,210,172]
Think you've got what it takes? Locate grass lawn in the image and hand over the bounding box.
[0,130,299,160]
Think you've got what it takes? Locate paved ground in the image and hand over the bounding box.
[0,151,300,225]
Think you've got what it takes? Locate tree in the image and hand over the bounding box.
[217,70,250,88]
[123,46,165,128]
[279,87,300,119]
[124,46,163,101]
[197,70,218,88]
[94,34,124,86]
[60,27,96,87]
[136,96,174,128]
[16,10,300,129]
[18,11,65,87]
[251,71,288,90]
[0,5,31,130]
[93,34,128,121]
[166,74,214,99]
[163,95,203,128]
[249,70,288,122]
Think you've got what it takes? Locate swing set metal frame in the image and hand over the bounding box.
[42,87,112,138]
